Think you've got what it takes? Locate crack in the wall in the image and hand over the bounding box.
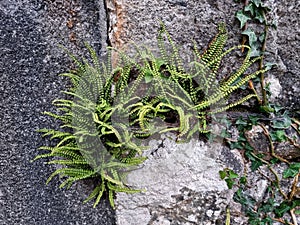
[103,0,112,48]
[97,0,110,55]
[104,0,125,65]
[106,0,124,49]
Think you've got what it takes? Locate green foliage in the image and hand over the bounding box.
[219,168,239,189]
[283,163,300,178]
[274,200,300,218]
[34,22,265,208]
[225,103,300,224]
[235,190,275,225]
[235,0,271,57]
[235,0,276,106]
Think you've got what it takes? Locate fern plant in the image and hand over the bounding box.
[33,22,267,208]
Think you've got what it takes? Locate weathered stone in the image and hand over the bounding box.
[115,133,245,224]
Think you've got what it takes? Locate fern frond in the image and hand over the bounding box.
[210,94,257,114]
[46,168,96,185]
[38,128,72,139]
[107,182,140,193]
[36,22,266,209]
[93,181,106,208]
[158,22,183,72]
[59,72,81,86]
[100,170,123,186]
[47,159,88,166]
[42,111,71,123]
[108,189,115,209]
[199,22,228,72]
[56,135,76,147]
[83,181,105,206]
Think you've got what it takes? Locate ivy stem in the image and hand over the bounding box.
[259,123,290,164]
[259,12,269,106]
[271,217,294,225]
[290,208,298,225]
[250,151,288,199]
[289,173,299,201]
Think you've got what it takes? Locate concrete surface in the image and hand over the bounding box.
[0,0,115,224]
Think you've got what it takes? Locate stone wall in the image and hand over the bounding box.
[106,0,299,224]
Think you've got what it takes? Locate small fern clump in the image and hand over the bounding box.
[33,22,267,208]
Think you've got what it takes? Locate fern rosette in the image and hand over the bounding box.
[33,22,266,208]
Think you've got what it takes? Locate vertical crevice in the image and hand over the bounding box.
[103,0,112,48]
[97,0,111,56]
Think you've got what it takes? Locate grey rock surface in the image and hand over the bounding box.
[115,134,243,225]
[0,0,115,224]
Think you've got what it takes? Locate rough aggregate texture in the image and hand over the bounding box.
[0,0,115,224]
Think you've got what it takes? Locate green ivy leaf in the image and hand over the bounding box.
[230,141,244,150]
[219,117,232,128]
[254,8,266,23]
[244,3,256,16]
[250,157,263,171]
[274,200,300,218]
[239,176,247,185]
[220,129,230,138]
[236,10,251,28]
[258,198,275,213]
[251,0,262,7]
[259,105,275,113]
[238,135,247,142]
[272,112,292,129]
[233,188,256,209]
[274,201,290,218]
[261,216,274,224]
[272,104,283,113]
[228,170,239,179]
[283,163,300,178]
[248,115,259,125]
[225,178,235,189]
[236,117,248,125]
[258,33,265,42]
[219,170,227,179]
[242,29,258,45]
[242,29,261,57]
[270,130,287,142]
[249,47,261,57]
[265,62,277,71]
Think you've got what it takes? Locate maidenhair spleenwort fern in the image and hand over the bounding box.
[33,22,268,208]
